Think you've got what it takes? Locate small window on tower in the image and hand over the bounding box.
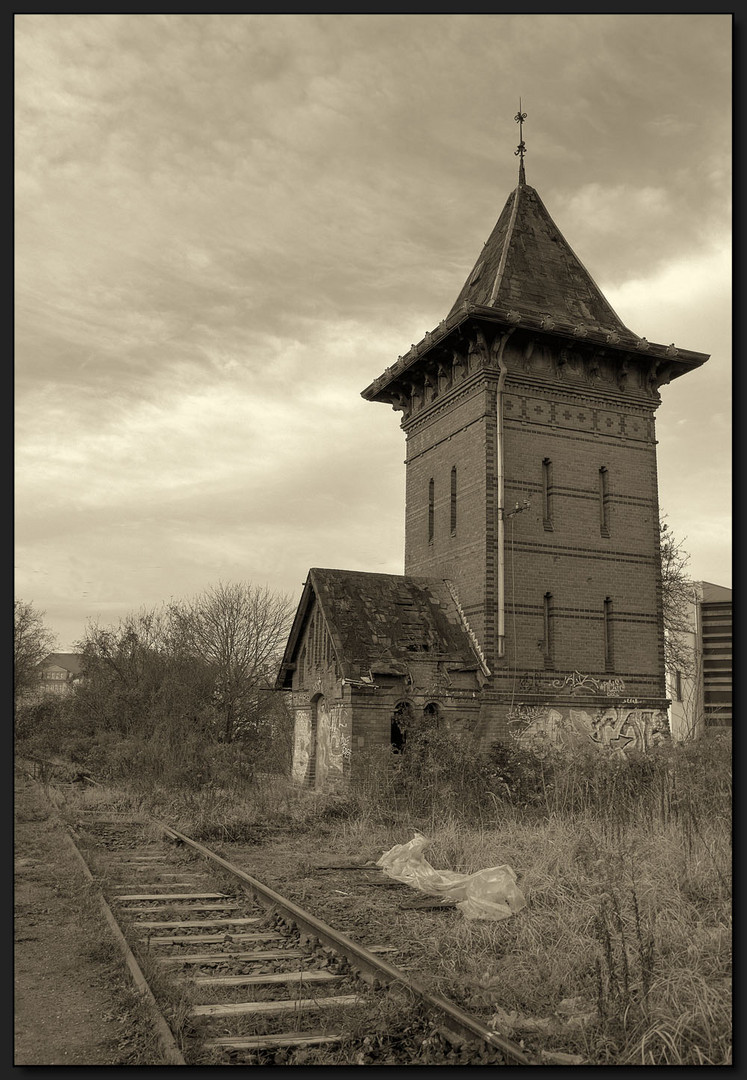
[450,466,457,535]
[428,478,435,543]
[599,467,610,537]
[542,459,553,531]
[603,597,613,672]
[543,592,554,669]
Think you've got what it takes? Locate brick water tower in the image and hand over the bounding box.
[360,111,709,749]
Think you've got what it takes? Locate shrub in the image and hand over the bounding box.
[485,740,548,810]
[15,695,75,755]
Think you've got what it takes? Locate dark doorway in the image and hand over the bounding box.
[423,702,441,724]
[391,700,414,753]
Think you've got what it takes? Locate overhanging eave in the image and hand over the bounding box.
[361,303,709,403]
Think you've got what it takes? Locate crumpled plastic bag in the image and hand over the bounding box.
[377,832,526,921]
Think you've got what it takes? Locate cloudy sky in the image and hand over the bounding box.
[15,14,731,651]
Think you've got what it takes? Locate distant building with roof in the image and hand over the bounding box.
[277,121,709,788]
[668,582,732,740]
[36,653,84,697]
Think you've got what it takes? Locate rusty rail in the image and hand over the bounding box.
[158,821,532,1065]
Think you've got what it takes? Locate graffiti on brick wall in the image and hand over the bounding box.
[315,697,331,788]
[316,700,351,788]
[292,699,352,789]
[550,672,627,697]
[518,669,626,697]
[584,707,669,752]
[508,703,669,754]
[292,709,312,783]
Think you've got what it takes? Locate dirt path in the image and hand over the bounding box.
[14,772,155,1065]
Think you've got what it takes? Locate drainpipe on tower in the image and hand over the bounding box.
[494,329,515,661]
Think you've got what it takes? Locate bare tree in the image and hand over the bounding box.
[660,515,696,677]
[80,606,173,688]
[173,582,293,743]
[14,599,56,701]
[75,606,216,737]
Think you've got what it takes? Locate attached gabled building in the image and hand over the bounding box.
[276,568,487,787]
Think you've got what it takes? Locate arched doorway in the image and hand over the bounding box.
[423,701,441,724]
[418,702,443,752]
[391,700,414,753]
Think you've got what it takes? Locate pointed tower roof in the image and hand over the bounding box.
[362,164,709,406]
[447,181,632,337]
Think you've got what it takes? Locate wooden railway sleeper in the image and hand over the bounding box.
[67,810,537,1064]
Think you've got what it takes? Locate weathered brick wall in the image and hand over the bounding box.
[399,334,668,746]
[497,350,664,690]
[404,378,495,654]
[346,681,483,782]
[289,596,349,787]
[290,598,340,697]
[291,706,312,783]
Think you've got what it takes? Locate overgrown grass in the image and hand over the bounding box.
[332,735,732,1066]
[328,810,730,1064]
[24,722,731,1065]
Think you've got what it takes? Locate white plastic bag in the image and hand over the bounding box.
[377,832,526,921]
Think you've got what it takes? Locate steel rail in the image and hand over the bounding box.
[157,821,532,1065]
[61,824,186,1065]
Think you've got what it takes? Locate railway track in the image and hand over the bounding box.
[59,807,534,1065]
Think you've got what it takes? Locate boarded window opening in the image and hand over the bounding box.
[428,478,435,542]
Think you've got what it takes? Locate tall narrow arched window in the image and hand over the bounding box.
[543,592,554,669]
[603,597,613,671]
[542,459,553,530]
[599,467,610,536]
[450,466,457,535]
[428,478,435,542]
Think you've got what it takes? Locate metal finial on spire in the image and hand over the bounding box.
[514,99,527,184]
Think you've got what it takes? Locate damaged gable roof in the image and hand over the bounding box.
[276,569,484,688]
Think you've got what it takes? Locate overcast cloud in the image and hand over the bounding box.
[15,14,731,650]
